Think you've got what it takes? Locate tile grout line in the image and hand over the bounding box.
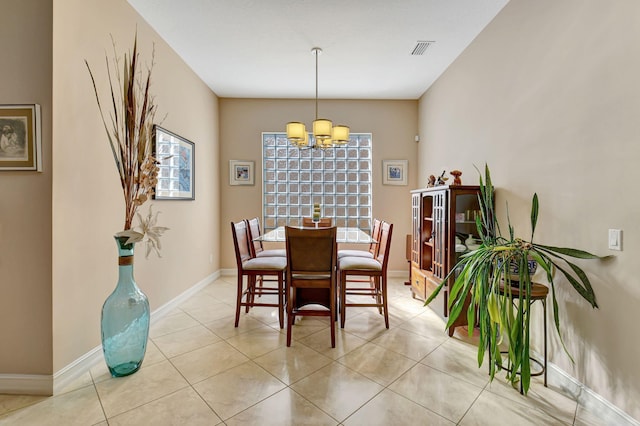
[88,364,109,424]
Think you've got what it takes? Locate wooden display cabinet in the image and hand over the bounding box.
[410,185,482,336]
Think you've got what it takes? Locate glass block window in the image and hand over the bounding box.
[262,133,372,231]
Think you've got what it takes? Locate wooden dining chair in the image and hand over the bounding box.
[246,217,286,258]
[338,218,382,259]
[245,217,286,297]
[231,220,287,328]
[338,221,393,329]
[302,217,333,227]
[285,226,337,347]
[337,219,383,297]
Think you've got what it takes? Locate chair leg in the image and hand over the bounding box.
[278,273,284,329]
[251,275,258,305]
[286,284,294,346]
[370,276,376,299]
[340,272,347,328]
[334,270,340,322]
[286,309,293,347]
[543,299,548,387]
[245,275,254,313]
[375,276,383,315]
[330,291,336,348]
[382,276,389,329]
[234,273,244,327]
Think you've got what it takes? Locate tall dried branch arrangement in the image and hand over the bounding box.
[86,34,159,230]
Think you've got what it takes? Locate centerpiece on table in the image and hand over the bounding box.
[86,34,168,377]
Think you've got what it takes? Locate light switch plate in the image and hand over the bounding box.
[608,229,622,251]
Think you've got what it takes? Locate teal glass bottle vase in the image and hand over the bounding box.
[101,236,150,377]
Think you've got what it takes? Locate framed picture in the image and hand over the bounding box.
[382,160,408,186]
[0,104,42,171]
[229,160,254,186]
[152,125,195,200]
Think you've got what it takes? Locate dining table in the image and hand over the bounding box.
[255,226,376,244]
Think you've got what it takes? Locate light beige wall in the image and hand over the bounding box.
[418,0,639,419]
[0,0,53,378]
[52,0,219,372]
[219,99,418,272]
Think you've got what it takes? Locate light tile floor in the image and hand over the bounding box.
[0,276,625,425]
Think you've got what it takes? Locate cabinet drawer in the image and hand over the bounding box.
[411,266,427,300]
[425,276,440,297]
[425,275,446,319]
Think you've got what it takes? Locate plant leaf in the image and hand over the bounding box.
[552,261,598,308]
[530,193,538,241]
[535,244,610,260]
[566,261,597,307]
[424,280,445,306]
[506,201,514,242]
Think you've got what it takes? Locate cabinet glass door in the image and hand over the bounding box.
[432,191,446,279]
[453,194,481,252]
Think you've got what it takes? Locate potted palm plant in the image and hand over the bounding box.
[425,164,610,394]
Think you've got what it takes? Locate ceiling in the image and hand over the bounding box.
[128,0,509,100]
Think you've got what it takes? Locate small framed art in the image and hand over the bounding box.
[382,160,408,186]
[152,125,195,200]
[0,104,42,171]
[229,160,254,186]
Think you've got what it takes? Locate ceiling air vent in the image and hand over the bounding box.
[411,41,434,56]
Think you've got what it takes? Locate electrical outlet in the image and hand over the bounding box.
[608,229,622,251]
[209,254,214,263]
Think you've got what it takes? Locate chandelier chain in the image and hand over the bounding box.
[315,48,319,120]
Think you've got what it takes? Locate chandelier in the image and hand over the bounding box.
[286,47,350,149]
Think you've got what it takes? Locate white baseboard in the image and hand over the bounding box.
[546,361,640,426]
[52,345,103,395]
[219,268,237,276]
[0,374,52,395]
[49,271,220,395]
[150,271,220,321]
[387,270,408,279]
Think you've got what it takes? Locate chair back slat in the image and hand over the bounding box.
[231,221,253,267]
[246,217,263,257]
[369,218,382,255]
[375,222,394,270]
[302,217,333,228]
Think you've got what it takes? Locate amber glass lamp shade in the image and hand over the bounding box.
[313,119,333,140]
[287,122,306,142]
[331,125,350,144]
